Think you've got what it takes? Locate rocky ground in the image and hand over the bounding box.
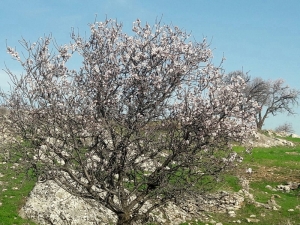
[1,129,299,224]
[17,131,300,225]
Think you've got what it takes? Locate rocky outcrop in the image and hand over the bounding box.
[19,181,117,225]
[19,180,246,225]
[248,131,295,148]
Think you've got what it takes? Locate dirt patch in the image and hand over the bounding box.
[234,165,300,183]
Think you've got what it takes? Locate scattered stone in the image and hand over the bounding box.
[246,218,260,223]
[265,185,277,191]
[249,214,256,218]
[246,168,252,174]
[268,195,281,210]
[228,210,236,217]
[239,177,250,192]
[276,184,290,192]
[276,182,299,192]
[288,209,294,212]
[216,223,223,225]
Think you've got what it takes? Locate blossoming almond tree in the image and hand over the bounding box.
[1,19,258,225]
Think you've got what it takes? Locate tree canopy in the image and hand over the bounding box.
[1,19,258,225]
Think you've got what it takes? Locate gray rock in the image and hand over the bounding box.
[20,179,247,225]
[246,218,260,223]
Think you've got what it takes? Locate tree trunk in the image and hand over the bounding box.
[116,212,131,225]
[256,120,264,130]
[256,110,267,130]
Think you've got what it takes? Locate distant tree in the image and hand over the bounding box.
[225,71,300,130]
[275,122,294,134]
[1,19,258,225]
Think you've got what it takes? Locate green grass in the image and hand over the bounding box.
[0,160,37,225]
[284,136,300,143]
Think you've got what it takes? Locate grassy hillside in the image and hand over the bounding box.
[0,160,37,225]
[0,136,300,225]
[181,137,300,225]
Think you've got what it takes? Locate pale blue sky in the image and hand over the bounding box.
[1,0,300,134]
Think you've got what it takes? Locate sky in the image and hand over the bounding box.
[0,0,300,134]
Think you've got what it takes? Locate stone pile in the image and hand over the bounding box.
[266,182,300,193]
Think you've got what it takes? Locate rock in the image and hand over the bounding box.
[228,210,236,217]
[268,195,281,210]
[20,180,209,225]
[288,209,294,212]
[277,184,290,192]
[246,168,252,174]
[286,181,300,190]
[277,184,292,192]
[246,218,260,223]
[248,131,295,148]
[19,181,117,225]
[265,185,277,191]
[18,176,251,224]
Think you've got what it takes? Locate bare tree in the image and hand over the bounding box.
[255,79,299,130]
[275,122,294,134]
[1,19,258,225]
[225,71,299,130]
